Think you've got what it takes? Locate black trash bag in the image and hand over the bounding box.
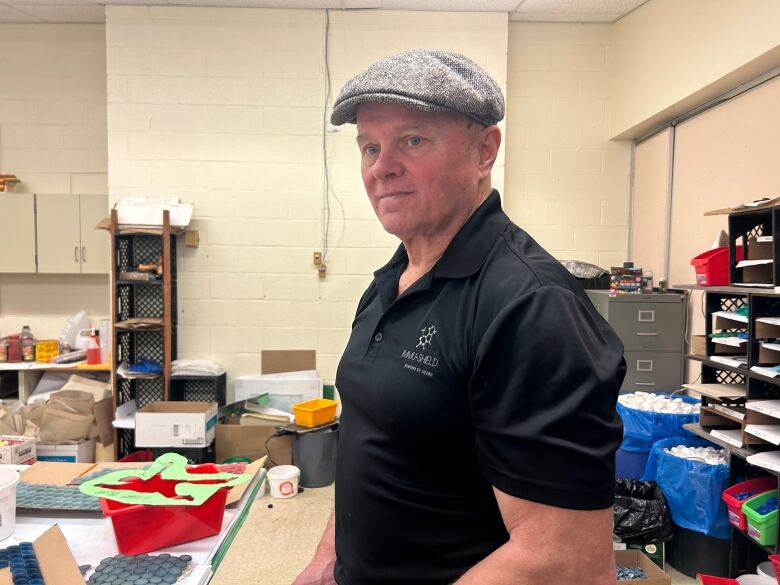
[613,479,674,544]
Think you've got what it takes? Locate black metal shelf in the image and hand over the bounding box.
[684,423,756,461]
[674,283,779,295]
[732,523,776,554]
[687,354,780,388]
[117,279,163,286]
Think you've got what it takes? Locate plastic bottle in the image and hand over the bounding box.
[20,325,35,362]
[87,327,101,365]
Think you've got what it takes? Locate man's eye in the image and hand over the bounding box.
[364,145,379,156]
[407,136,422,146]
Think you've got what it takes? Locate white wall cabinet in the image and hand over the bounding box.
[0,194,37,273]
[35,194,109,274]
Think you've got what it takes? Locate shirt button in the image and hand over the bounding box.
[374,332,383,342]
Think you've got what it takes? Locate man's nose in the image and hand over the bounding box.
[371,145,403,180]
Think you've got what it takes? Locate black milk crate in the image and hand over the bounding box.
[170,373,226,406]
[151,441,215,464]
[705,292,749,358]
[728,206,780,289]
[115,235,177,275]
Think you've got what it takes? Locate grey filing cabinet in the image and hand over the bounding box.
[586,290,686,393]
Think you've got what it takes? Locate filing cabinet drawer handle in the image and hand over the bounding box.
[636,332,658,336]
[635,382,657,386]
[638,310,655,322]
[636,360,654,372]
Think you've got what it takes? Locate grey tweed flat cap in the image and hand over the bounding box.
[330,49,505,127]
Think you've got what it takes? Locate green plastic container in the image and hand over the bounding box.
[742,489,778,546]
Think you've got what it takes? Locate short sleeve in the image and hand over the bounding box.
[470,285,625,510]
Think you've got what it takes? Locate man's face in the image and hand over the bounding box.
[355,102,484,242]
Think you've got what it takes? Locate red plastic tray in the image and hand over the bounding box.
[722,477,777,531]
[100,463,230,554]
[695,575,739,585]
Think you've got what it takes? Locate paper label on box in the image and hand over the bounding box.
[173,423,204,445]
[748,524,761,540]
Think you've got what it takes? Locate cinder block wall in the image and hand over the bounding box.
[106,6,509,396]
[504,22,631,269]
[0,24,109,338]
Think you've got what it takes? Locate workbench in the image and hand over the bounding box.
[212,484,335,585]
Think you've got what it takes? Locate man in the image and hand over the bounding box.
[293,49,625,585]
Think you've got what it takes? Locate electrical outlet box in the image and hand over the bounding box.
[313,251,322,266]
[318,264,327,278]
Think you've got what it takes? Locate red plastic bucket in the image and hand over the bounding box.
[100,463,230,554]
[722,477,777,531]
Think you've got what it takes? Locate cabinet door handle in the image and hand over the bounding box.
[81,246,86,262]
[636,332,658,336]
[638,310,655,322]
[635,382,657,386]
[636,360,654,371]
[74,246,79,263]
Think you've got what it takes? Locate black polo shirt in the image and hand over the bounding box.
[334,190,625,585]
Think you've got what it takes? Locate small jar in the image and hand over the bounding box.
[21,338,35,362]
[0,338,7,363]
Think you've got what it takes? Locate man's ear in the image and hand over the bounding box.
[477,125,501,177]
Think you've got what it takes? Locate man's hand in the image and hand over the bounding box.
[291,555,337,585]
[291,510,337,585]
[455,487,614,585]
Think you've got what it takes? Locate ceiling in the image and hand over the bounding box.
[0,0,649,24]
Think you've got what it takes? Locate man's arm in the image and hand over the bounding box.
[455,488,614,585]
[291,510,337,585]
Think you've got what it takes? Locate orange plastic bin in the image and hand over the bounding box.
[100,463,230,554]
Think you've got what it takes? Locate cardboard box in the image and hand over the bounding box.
[0,434,36,465]
[19,525,86,585]
[690,335,707,357]
[216,417,292,467]
[216,350,316,467]
[36,439,95,463]
[748,237,773,260]
[135,401,217,448]
[262,350,316,374]
[614,549,671,585]
[235,349,321,411]
[614,542,665,570]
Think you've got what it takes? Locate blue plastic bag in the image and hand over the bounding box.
[642,436,730,539]
[617,393,700,452]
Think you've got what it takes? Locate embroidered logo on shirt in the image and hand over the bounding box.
[416,324,437,350]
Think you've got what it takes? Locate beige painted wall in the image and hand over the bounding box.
[611,0,780,140]
[505,22,631,270]
[320,18,634,268]
[630,128,670,281]
[0,24,109,339]
[105,6,509,395]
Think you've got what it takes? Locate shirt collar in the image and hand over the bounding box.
[434,189,509,279]
[374,189,509,284]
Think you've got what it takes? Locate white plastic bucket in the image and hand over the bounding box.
[0,470,20,542]
[267,465,300,499]
[757,561,776,580]
[737,574,775,585]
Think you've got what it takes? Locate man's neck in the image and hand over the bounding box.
[398,186,492,295]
